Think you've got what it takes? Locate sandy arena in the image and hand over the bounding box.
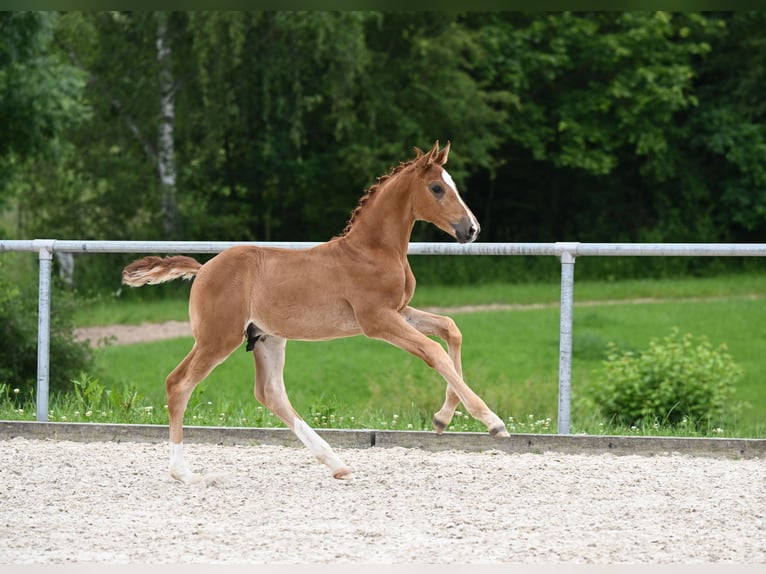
[0,437,763,564]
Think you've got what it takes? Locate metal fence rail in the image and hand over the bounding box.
[2,239,765,433]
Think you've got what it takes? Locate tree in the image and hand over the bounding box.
[155,11,182,238]
[182,11,374,241]
[0,12,89,213]
[462,12,727,246]
[6,11,766,289]
[687,12,766,241]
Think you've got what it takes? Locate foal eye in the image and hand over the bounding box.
[429,183,445,197]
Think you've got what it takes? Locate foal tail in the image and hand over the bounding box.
[122,255,202,287]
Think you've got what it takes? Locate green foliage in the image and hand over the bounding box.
[590,329,742,428]
[477,12,713,175]
[0,12,90,203]
[0,259,93,395]
[72,372,144,415]
[5,12,766,287]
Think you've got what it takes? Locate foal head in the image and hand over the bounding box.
[408,141,480,243]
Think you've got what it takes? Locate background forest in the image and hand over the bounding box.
[2,11,766,289]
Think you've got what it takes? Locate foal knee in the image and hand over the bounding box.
[443,316,462,346]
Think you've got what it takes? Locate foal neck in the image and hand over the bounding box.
[339,170,416,257]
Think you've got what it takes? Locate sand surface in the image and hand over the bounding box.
[0,437,763,564]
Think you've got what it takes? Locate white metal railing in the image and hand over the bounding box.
[2,239,766,434]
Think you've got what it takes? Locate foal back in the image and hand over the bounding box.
[189,242,407,344]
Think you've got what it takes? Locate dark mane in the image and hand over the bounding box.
[334,149,424,239]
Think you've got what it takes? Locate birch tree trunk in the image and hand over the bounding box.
[156,12,181,238]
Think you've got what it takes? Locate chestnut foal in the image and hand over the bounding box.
[122,141,508,482]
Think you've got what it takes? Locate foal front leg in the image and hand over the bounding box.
[402,306,462,433]
[362,309,509,437]
[253,335,351,479]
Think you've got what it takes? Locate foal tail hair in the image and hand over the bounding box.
[122,255,202,287]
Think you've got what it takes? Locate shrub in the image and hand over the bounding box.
[589,328,742,429]
[0,259,93,395]
[72,372,145,414]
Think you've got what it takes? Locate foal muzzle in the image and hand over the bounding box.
[452,216,480,243]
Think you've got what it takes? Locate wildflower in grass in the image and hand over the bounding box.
[13,388,20,395]
[15,408,23,415]
[85,411,93,418]
[60,416,67,421]
[535,417,552,431]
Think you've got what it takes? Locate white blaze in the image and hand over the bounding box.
[442,168,479,231]
[442,168,458,192]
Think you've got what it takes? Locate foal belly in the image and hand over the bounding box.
[254,298,363,341]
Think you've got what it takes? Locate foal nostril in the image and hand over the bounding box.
[452,217,480,243]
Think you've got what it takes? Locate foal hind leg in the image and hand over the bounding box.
[253,335,350,479]
[166,336,241,483]
[402,307,466,433]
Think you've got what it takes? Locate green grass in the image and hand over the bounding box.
[5,273,765,438]
[74,273,766,326]
[74,295,190,327]
[413,273,766,308]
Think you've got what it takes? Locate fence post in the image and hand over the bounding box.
[33,240,55,422]
[555,242,579,435]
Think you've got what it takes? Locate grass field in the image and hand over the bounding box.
[74,273,766,326]
[60,273,766,437]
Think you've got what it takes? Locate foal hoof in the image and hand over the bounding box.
[432,416,447,435]
[490,424,510,438]
[171,470,202,485]
[171,470,230,486]
[332,466,352,480]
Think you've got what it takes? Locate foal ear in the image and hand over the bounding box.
[434,140,451,166]
[423,140,441,165]
[423,140,450,167]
